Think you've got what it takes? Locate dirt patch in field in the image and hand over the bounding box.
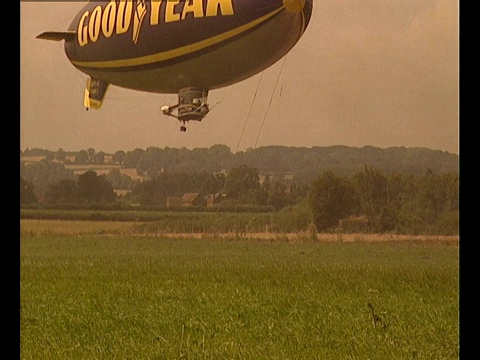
[153,232,459,244]
[20,219,458,245]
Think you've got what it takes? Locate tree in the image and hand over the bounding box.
[94,151,105,164]
[45,153,55,162]
[131,175,167,206]
[75,150,89,164]
[353,166,388,209]
[20,177,37,204]
[105,168,136,190]
[123,148,145,169]
[46,179,80,204]
[353,166,389,231]
[112,150,126,165]
[20,159,75,198]
[267,182,289,209]
[203,173,226,195]
[224,164,264,203]
[55,148,66,163]
[77,171,116,203]
[87,148,96,163]
[308,171,359,231]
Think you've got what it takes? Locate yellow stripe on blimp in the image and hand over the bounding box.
[72,6,285,69]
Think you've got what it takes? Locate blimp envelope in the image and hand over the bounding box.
[38,0,313,128]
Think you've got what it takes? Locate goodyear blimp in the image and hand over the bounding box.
[38,0,313,131]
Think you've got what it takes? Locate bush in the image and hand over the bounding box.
[308,172,359,231]
[270,201,312,233]
[433,210,459,235]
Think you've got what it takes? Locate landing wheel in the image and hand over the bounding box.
[180,125,187,132]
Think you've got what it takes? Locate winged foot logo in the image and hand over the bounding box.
[77,0,235,46]
[133,0,147,44]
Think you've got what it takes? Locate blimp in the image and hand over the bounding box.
[37,0,313,131]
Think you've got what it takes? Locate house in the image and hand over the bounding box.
[206,193,224,207]
[167,193,209,208]
[182,193,207,207]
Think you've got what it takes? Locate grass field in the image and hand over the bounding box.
[20,220,459,359]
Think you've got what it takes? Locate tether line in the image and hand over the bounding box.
[235,72,264,154]
[253,55,287,149]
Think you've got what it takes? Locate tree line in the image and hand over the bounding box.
[20,162,458,235]
[21,144,458,182]
[20,164,307,210]
[308,167,458,235]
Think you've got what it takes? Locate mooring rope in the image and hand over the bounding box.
[253,55,288,150]
[234,72,264,154]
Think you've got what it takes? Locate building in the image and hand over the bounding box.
[182,193,207,207]
[206,193,224,207]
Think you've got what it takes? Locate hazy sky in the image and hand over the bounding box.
[20,1,459,154]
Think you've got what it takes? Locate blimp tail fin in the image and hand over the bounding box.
[84,77,109,110]
[36,31,76,42]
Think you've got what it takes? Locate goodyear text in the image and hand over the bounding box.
[77,0,235,46]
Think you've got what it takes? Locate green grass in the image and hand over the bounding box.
[21,232,458,359]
